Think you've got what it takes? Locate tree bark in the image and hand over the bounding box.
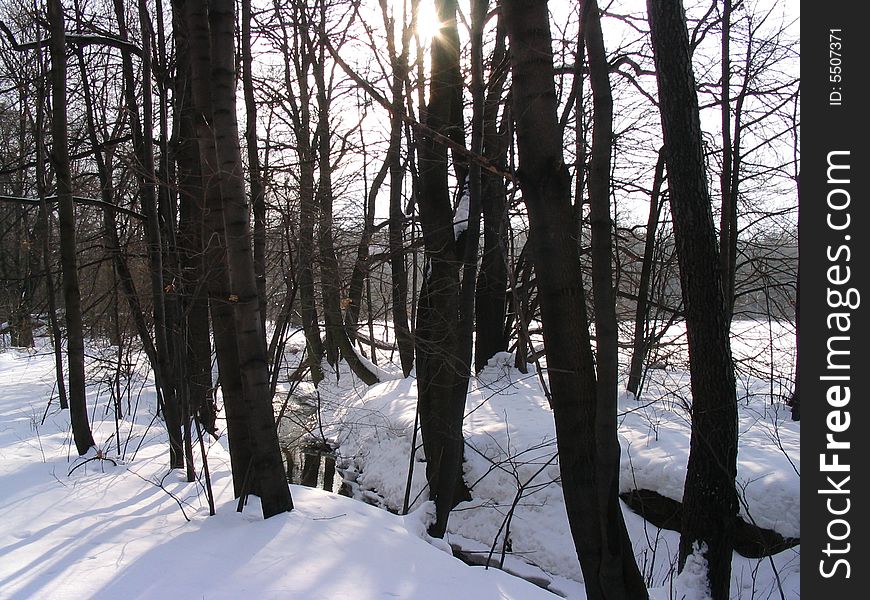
[377,0,416,377]
[206,0,292,518]
[112,0,183,468]
[501,0,646,597]
[416,0,468,538]
[310,17,378,385]
[718,0,736,321]
[647,1,739,597]
[584,1,648,594]
[241,0,267,334]
[173,13,216,434]
[627,148,666,397]
[452,0,486,408]
[474,22,510,373]
[344,117,385,340]
[48,0,94,455]
[31,37,68,409]
[273,3,323,383]
[174,0,252,496]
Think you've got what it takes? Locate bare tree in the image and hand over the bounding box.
[500,0,646,597]
[647,0,739,597]
[377,0,416,376]
[415,0,469,538]
[178,0,292,518]
[48,0,94,455]
[241,0,267,334]
[309,3,378,384]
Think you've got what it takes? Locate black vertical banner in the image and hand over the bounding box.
[802,1,869,597]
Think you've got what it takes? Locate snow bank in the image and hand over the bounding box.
[0,347,555,600]
[321,342,800,599]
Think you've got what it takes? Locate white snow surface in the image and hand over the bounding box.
[1,319,800,599]
[312,323,800,599]
[0,347,553,600]
[673,543,713,600]
[453,182,470,239]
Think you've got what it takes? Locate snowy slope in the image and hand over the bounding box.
[314,339,800,599]
[0,347,555,600]
[0,318,800,600]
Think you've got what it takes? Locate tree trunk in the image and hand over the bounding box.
[381,0,416,377]
[174,16,216,434]
[176,0,251,495]
[344,114,386,339]
[501,0,646,597]
[647,1,739,597]
[627,148,666,397]
[273,3,323,383]
[241,0,267,334]
[452,0,486,405]
[74,44,163,421]
[416,0,468,538]
[48,0,94,455]
[297,148,324,383]
[310,19,378,385]
[718,0,736,321]
[112,0,183,469]
[207,0,292,518]
[474,20,510,373]
[32,38,68,409]
[584,1,648,594]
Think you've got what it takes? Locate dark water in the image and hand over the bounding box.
[278,402,346,494]
[282,442,344,493]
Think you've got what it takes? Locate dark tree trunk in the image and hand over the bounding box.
[344,126,386,339]
[452,0,486,408]
[441,0,488,522]
[152,0,187,470]
[176,0,252,496]
[454,0,489,382]
[297,149,324,383]
[32,42,68,409]
[718,0,737,322]
[387,77,415,378]
[113,0,183,469]
[474,22,510,373]
[584,1,647,594]
[174,20,216,434]
[48,0,94,455]
[647,1,739,597]
[11,121,36,348]
[311,41,341,369]
[207,0,292,518]
[310,23,378,385]
[273,3,323,383]
[176,0,291,515]
[416,0,468,539]
[74,44,162,421]
[501,0,647,597]
[382,0,416,378]
[241,0,267,334]
[627,148,666,397]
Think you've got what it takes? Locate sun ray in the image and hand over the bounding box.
[415,0,442,44]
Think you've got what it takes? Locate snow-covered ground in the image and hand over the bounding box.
[0,320,800,599]
[0,347,552,600]
[309,321,800,599]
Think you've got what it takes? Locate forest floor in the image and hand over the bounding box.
[0,344,553,600]
[0,321,799,599]
[295,320,800,599]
